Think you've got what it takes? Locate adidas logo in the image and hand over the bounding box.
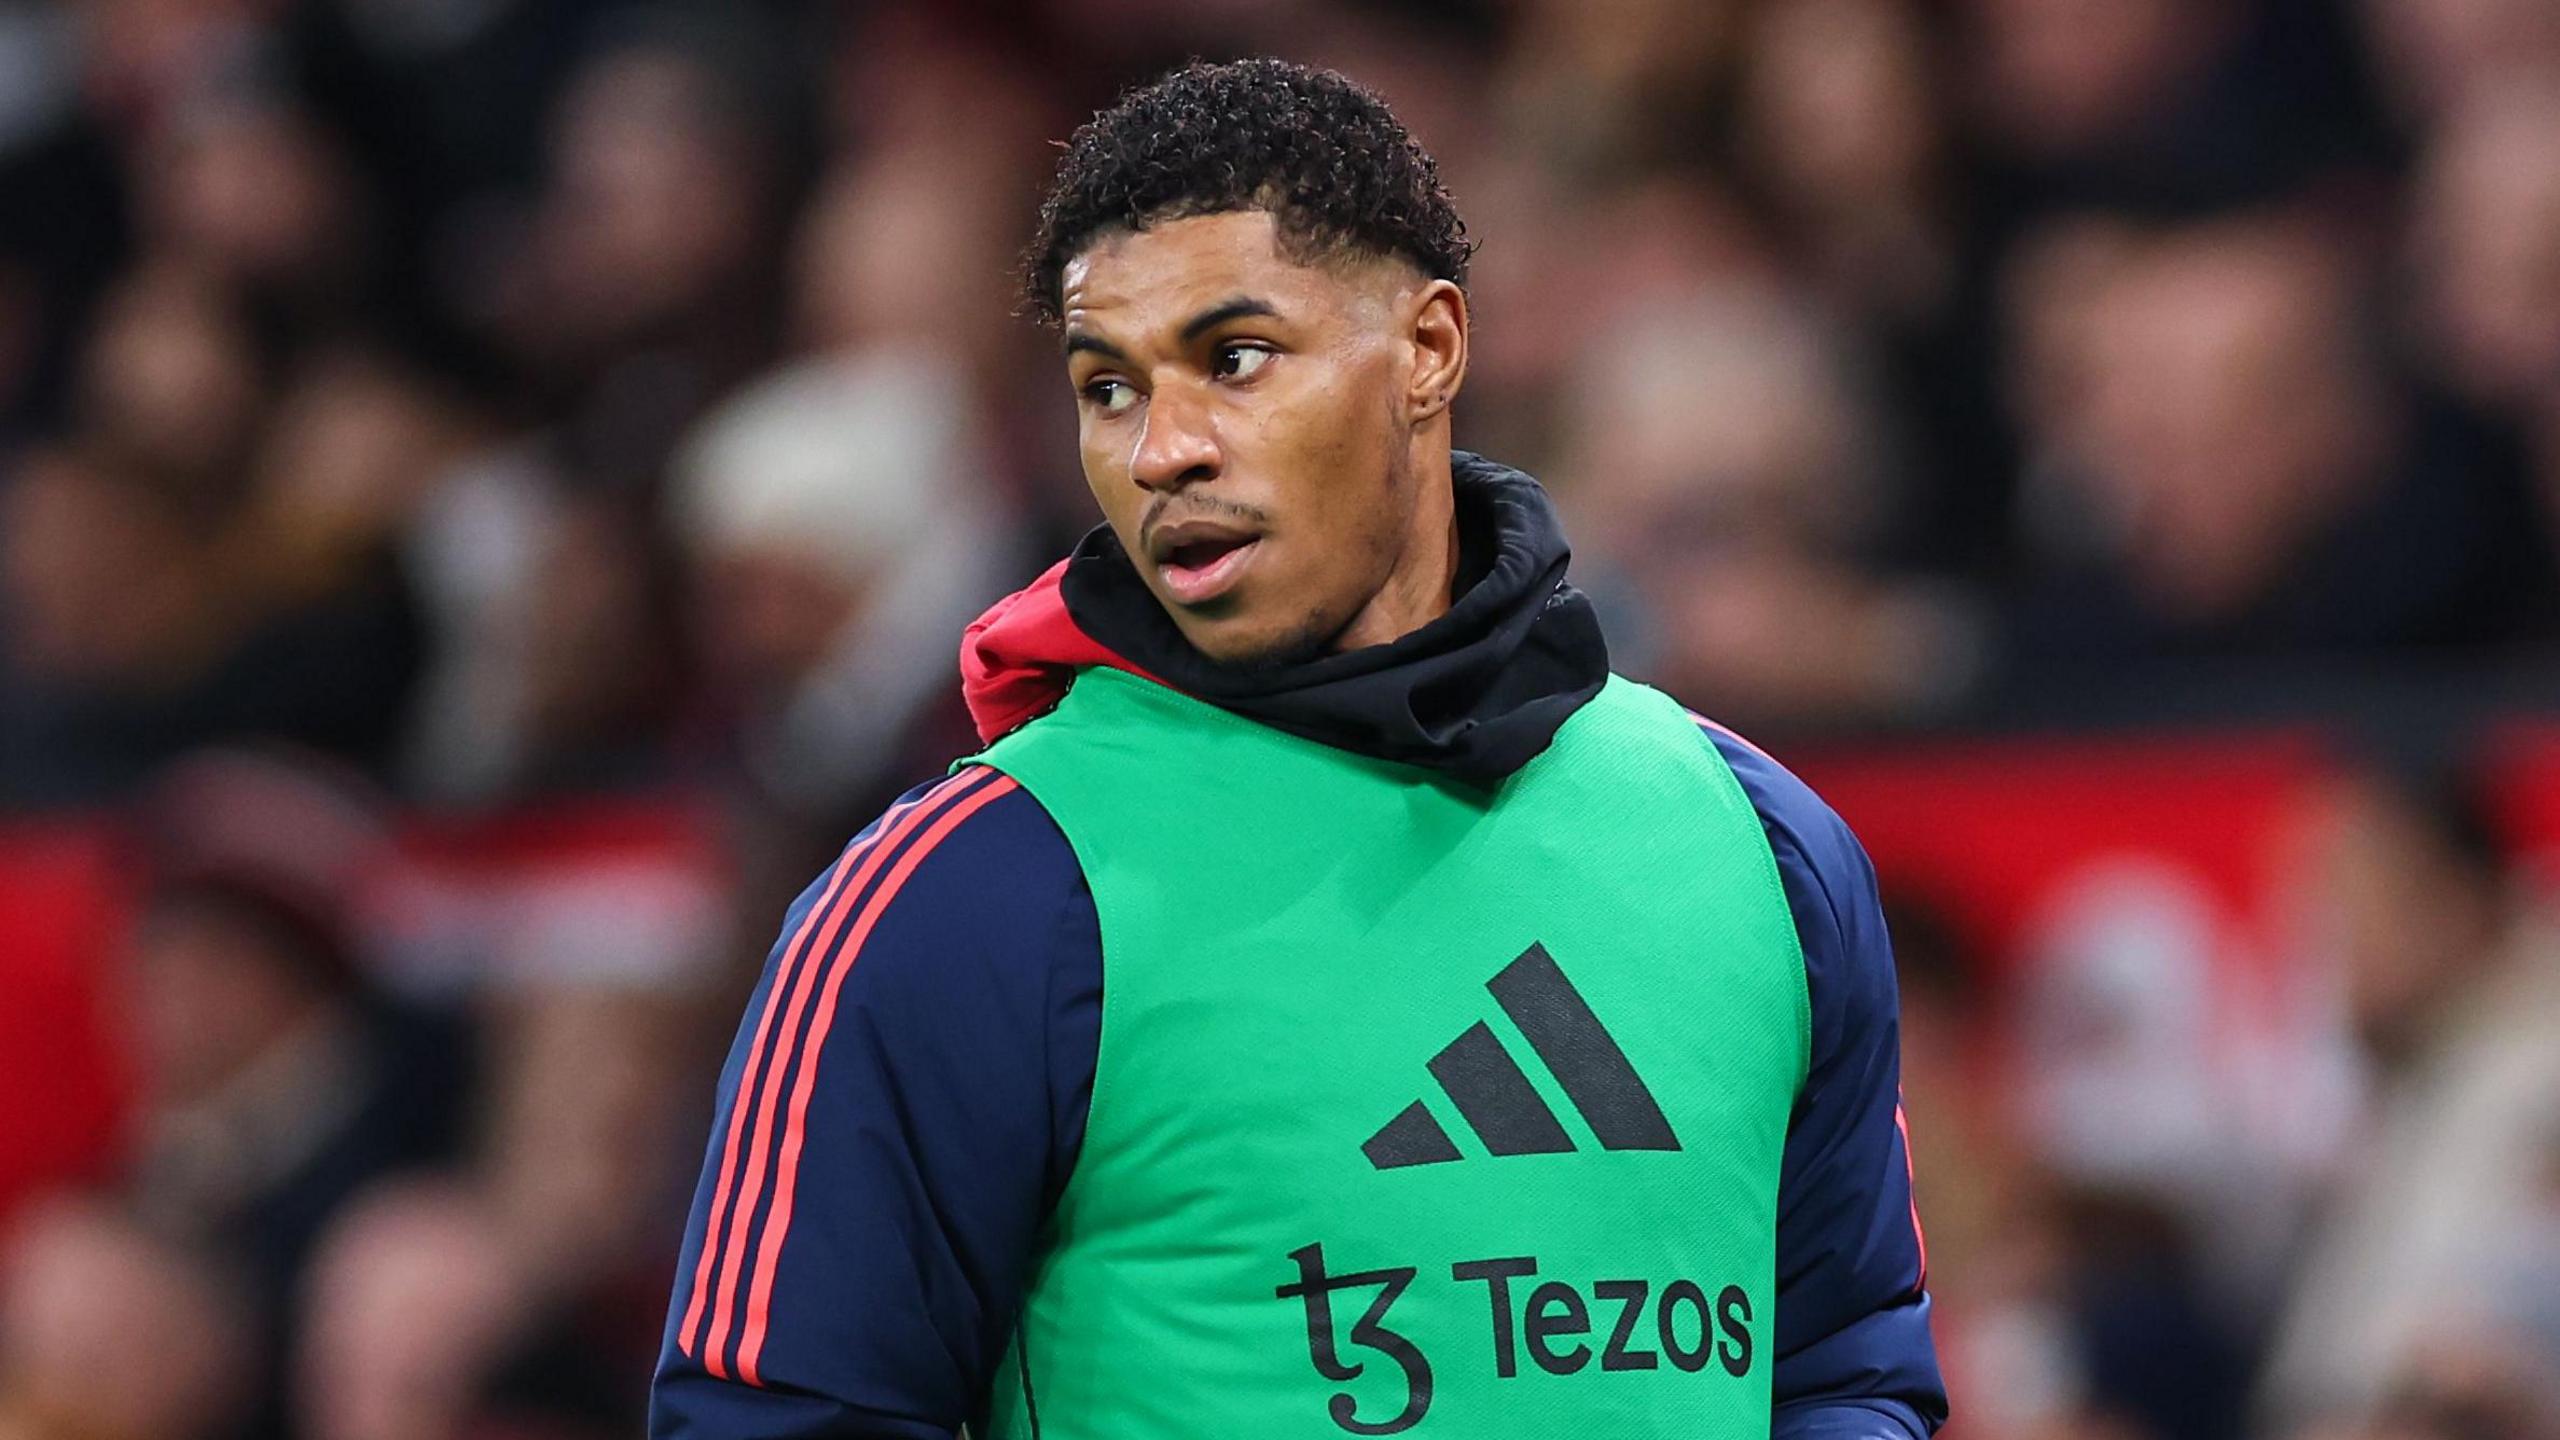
[1363,944,1680,1169]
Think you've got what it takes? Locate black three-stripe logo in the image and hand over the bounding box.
[1363,944,1680,1169]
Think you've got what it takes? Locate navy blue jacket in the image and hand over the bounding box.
[650,719,1943,1437]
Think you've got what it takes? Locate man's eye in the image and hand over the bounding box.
[1214,344,1273,381]
[1083,378,1137,414]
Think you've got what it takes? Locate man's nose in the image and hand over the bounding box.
[1129,381,1221,492]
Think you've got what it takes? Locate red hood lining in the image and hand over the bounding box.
[959,559,1158,743]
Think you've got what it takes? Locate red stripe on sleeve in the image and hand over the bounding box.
[730,772,1024,1385]
[1895,1099,1929,1292]
[678,769,992,1371]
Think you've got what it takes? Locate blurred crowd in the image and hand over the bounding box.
[5,0,2560,1437]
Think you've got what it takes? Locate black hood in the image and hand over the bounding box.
[1057,452,1611,785]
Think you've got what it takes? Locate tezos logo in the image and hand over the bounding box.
[1275,1243,1754,1436]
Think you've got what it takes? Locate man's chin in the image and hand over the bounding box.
[1173,607,1339,674]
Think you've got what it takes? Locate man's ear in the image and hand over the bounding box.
[1405,279,1469,425]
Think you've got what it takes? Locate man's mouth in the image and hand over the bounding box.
[1157,535,1260,605]
[1148,520,1263,606]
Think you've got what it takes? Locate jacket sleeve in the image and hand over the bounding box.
[649,766,1103,1439]
[1699,722,1948,1439]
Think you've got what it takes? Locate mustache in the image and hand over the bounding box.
[1139,492,1271,537]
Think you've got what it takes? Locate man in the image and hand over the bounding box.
[652,59,1944,1439]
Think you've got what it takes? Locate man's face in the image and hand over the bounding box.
[1059,210,1450,664]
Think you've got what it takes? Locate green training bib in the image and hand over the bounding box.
[971,666,1809,1438]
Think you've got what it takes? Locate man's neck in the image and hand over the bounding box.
[1328,447,1461,653]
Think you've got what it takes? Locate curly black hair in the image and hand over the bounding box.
[1022,58,1474,326]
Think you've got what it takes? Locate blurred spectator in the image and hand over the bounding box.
[2005,863,2271,1440]
[1733,0,2022,580]
[1736,0,1955,325]
[2002,210,2551,683]
[2349,1320,2560,1440]
[2410,82,2560,412]
[1962,0,2378,221]
[669,348,1017,864]
[287,963,707,1440]
[118,748,468,1437]
[239,347,470,610]
[2408,81,2560,561]
[401,472,685,804]
[1455,169,1773,470]
[1495,0,1741,173]
[468,984,699,1434]
[1965,0,2241,168]
[1559,280,1984,730]
[0,1197,250,1440]
[480,10,808,495]
[296,1183,533,1440]
[480,983,692,1290]
[73,260,269,504]
[0,434,428,805]
[2360,0,2560,127]
[1,442,229,721]
[789,151,1015,379]
[493,495,683,789]
[133,88,368,332]
[2258,764,2560,1430]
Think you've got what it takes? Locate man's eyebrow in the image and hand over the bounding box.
[1062,330,1125,361]
[1063,298,1281,359]
[1180,296,1280,343]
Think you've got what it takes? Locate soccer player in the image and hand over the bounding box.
[652,59,1945,1439]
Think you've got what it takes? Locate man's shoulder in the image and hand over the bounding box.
[805,767,1091,950]
[1629,697,1871,919]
